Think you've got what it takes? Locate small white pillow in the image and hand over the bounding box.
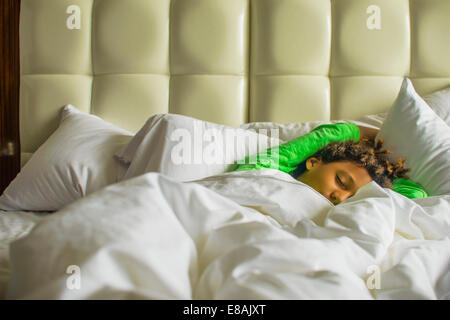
[376,78,450,196]
[356,113,387,130]
[423,86,450,126]
[116,113,283,182]
[0,105,133,211]
[240,118,381,142]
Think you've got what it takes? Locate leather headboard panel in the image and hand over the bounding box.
[19,0,450,161]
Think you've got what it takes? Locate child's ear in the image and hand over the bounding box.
[305,157,321,170]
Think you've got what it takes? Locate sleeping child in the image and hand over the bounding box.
[233,123,427,205]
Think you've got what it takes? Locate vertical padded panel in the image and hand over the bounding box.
[251,76,330,123]
[170,0,249,74]
[169,75,247,127]
[20,75,93,153]
[410,0,450,77]
[91,74,169,133]
[251,0,331,75]
[330,0,410,76]
[20,0,93,75]
[331,77,403,120]
[92,0,170,74]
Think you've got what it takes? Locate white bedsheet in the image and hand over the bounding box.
[4,169,450,299]
[0,210,49,299]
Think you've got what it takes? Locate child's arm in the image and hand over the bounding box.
[391,178,428,199]
[233,123,359,174]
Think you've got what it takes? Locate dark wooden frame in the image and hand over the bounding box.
[0,0,21,194]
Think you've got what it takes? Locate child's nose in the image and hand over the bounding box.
[331,190,352,205]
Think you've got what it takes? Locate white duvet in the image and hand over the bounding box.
[4,169,450,299]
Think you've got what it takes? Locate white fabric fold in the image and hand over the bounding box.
[5,170,450,300]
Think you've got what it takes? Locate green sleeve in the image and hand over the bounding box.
[391,178,428,199]
[233,123,360,173]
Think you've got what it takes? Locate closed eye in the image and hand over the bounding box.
[336,174,347,190]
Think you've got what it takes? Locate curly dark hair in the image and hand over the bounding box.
[290,137,410,188]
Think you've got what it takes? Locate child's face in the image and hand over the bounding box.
[296,157,372,205]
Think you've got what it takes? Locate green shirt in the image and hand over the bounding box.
[233,123,428,199]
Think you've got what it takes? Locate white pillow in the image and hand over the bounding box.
[240,118,382,142]
[355,113,387,130]
[423,86,450,126]
[376,78,450,196]
[0,105,133,211]
[116,113,283,182]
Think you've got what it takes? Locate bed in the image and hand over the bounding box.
[0,0,449,300]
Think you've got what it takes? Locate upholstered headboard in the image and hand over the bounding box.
[19,0,450,166]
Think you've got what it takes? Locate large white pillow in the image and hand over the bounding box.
[0,105,133,211]
[116,113,283,182]
[376,78,450,196]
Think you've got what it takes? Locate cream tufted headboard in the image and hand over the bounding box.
[19,0,450,166]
